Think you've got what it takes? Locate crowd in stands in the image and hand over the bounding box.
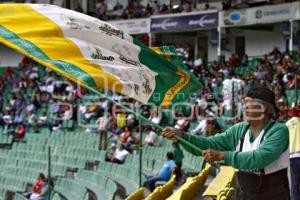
[9,0,298,21]
[88,0,300,21]
[0,47,299,176]
[0,47,299,133]
[88,0,299,21]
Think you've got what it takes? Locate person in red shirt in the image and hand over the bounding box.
[32,173,46,194]
[14,124,26,139]
[23,173,46,199]
[120,126,132,144]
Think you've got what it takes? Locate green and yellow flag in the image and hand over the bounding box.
[0,4,200,107]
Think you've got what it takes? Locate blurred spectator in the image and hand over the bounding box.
[96,112,112,150]
[143,126,160,146]
[24,173,46,200]
[116,112,127,129]
[174,112,190,131]
[11,124,26,140]
[181,0,192,12]
[105,144,129,164]
[119,126,132,145]
[96,0,107,20]
[172,141,184,182]
[144,152,176,191]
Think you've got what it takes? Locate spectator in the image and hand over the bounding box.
[172,141,184,182]
[143,126,159,146]
[3,110,13,131]
[144,152,176,191]
[206,117,222,136]
[23,173,46,200]
[37,112,48,127]
[105,144,129,164]
[11,124,26,140]
[14,110,24,126]
[116,112,127,129]
[96,112,111,150]
[149,110,161,125]
[96,0,107,20]
[286,106,300,200]
[174,112,190,131]
[119,126,132,145]
[181,0,191,12]
[152,1,160,15]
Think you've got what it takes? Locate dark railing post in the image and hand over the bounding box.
[48,146,51,200]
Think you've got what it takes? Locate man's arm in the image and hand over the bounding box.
[224,124,289,170]
[178,124,245,156]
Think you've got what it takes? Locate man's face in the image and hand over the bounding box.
[243,97,266,122]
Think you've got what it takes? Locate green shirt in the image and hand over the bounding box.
[180,121,289,170]
[173,147,184,164]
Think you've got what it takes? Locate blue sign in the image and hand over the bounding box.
[151,12,218,33]
[229,11,241,23]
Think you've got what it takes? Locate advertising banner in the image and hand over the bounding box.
[220,2,297,27]
[252,3,296,24]
[151,11,218,33]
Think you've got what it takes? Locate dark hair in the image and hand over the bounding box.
[38,173,46,181]
[166,152,175,160]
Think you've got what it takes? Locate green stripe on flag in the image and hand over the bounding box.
[134,39,201,106]
[0,25,96,87]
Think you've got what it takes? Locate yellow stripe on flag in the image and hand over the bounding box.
[161,67,190,107]
[151,47,171,61]
[0,4,122,92]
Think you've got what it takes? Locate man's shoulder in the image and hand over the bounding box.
[226,121,249,132]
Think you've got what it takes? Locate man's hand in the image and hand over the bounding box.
[202,149,225,163]
[162,127,185,140]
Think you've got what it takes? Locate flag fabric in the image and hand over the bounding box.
[0,4,201,107]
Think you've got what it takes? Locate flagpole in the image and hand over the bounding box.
[85,86,203,155]
[139,118,143,187]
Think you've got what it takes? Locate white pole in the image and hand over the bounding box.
[194,33,198,60]
[289,20,293,53]
[218,27,222,58]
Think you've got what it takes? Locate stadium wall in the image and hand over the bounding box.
[208,23,286,61]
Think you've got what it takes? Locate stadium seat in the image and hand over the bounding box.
[75,169,117,200]
[0,188,7,200]
[167,163,211,200]
[202,166,235,199]
[13,193,27,200]
[54,178,88,200]
[125,187,145,200]
[146,175,176,200]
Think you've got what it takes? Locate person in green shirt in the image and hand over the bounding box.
[172,141,184,182]
[163,85,290,200]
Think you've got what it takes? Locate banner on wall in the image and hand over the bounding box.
[252,3,296,24]
[109,18,150,35]
[220,2,297,27]
[151,11,218,33]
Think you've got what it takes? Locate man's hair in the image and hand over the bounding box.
[166,152,175,160]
